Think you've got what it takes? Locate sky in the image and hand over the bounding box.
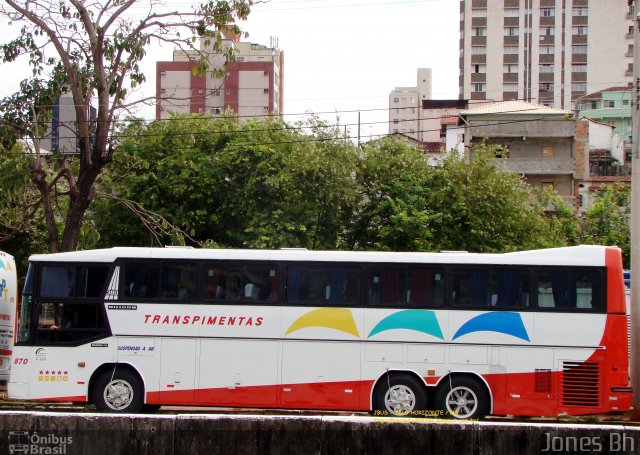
[0,0,460,140]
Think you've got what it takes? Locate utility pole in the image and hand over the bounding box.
[630,0,640,419]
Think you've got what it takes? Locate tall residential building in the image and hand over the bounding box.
[388,68,432,140]
[40,91,96,155]
[156,32,284,120]
[459,0,633,109]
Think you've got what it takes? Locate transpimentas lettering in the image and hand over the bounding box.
[143,314,263,327]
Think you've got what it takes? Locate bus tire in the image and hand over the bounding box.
[93,369,144,413]
[435,376,489,420]
[373,374,428,417]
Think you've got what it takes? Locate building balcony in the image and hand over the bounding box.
[470,120,576,138]
[501,158,575,175]
[589,163,631,177]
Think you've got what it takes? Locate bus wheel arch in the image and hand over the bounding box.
[371,370,429,417]
[434,373,491,419]
[89,363,145,413]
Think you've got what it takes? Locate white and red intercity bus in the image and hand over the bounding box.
[0,250,17,384]
[8,245,632,418]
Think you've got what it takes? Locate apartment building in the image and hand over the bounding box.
[156,33,284,120]
[388,68,432,140]
[459,0,633,109]
[40,91,96,155]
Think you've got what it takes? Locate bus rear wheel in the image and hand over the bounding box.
[93,369,144,413]
[435,376,489,420]
[373,374,428,417]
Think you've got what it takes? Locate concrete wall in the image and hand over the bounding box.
[1,412,640,455]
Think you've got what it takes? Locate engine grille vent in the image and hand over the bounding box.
[561,361,600,407]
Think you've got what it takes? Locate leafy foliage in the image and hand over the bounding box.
[579,183,630,267]
[0,0,253,252]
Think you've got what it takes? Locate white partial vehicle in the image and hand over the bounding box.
[0,250,17,384]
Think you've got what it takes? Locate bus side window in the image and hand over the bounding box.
[452,269,490,307]
[536,269,601,310]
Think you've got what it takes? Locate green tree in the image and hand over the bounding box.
[425,143,569,252]
[0,0,252,252]
[579,183,631,267]
[94,114,358,249]
[344,136,435,251]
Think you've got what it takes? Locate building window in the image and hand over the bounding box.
[504,8,519,18]
[471,8,487,18]
[604,100,615,108]
[572,26,587,36]
[540,45,554,55]
[474,83,486,93]
[504,46,519,54]
[572,45,588,54]
[504,64,518,73]
[503,83,518,93]
[393,119,399,124]
[474,64,486,73]
[573,7,588,17]
[541,146,554,158]
[572,64,587,73]
[623,99,631,106]
[504,27,518,36]
[211,107,221,114]
[542,182,555,190]
[540,27,555,36]
[473,27,487,37]
[393,97,400,103]
[211,89,221,96]
[541,8,555,17]
[539,83,553,91]
[540,64,554,73]
[572,83,587,92]
[472,46,487,55]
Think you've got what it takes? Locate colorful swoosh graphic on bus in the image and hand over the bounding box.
[452,312,530,342]
[285,308,360,338]
[0,259,5,271]
[367,310,444,339]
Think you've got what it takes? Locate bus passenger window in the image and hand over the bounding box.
[243,265,279,302]
[536,269,601,310]
[490,270,530,308]
[408,268,445,307]
[367,268,406,306]
[452,270,490,307]
[161,263,197,299]
[287,265,360,305]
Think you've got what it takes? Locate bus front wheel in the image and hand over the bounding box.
[373,374,428,417]
[435,376,489,420]
[93,369,144,413]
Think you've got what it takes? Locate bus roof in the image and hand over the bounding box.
[27,245,615,267]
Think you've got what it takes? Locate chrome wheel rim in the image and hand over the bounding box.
[445,386,478,418]
[104,379,134,410]
[384,384,416,416]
